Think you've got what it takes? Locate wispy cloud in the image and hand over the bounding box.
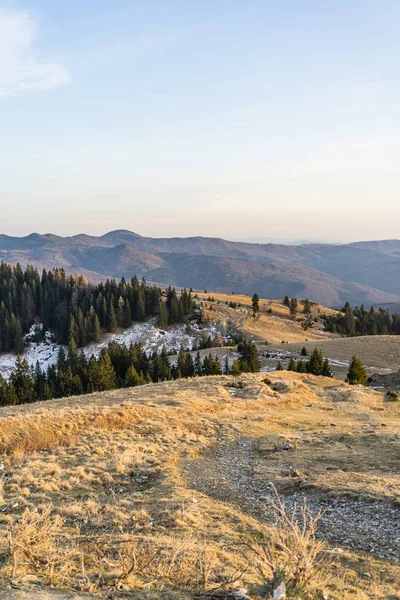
[0,9,70,97]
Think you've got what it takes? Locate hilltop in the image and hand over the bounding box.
[1,231,400,306]
[0,372,399,599]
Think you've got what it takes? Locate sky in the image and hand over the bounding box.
[1,0,400,243]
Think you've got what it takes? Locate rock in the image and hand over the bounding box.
[230,589,251,600]
[273,581,286,599]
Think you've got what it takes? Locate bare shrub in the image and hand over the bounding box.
[6,505,64,581]
[245,494,328,597]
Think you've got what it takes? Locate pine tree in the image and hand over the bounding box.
[158,301,169,329]
[283,296,290,308]
[224,356,229,375]
[107,302,117,332]
[276,361,283,371]
[301,346,308,356]
[68,315,78,354]
[98,350,117,390]
[321,358,332,377]
[230,360,241,377]
[290,298,298,318]
[296,360,306,373]
[346,356,367,384]
[288,357,296,371]
[10,356,36,404]
[195,351,202,376]
[252,293,260,317]
[93,314,101,342]
[303,298,312,316]
[307,348,324,375]
[125,365,142,387]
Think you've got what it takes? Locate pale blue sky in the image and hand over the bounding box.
[1,1,399,241]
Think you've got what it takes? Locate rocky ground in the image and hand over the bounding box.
[184,437,400,562]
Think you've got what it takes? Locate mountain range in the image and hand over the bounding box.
[1,230,400,307]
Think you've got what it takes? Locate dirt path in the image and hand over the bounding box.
[184,437,400,562]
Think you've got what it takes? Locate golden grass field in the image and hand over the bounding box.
[198,293,337,344]
[0,372,399,599]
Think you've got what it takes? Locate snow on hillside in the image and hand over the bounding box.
[0,319,222,379]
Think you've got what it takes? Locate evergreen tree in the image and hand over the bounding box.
[288,357,296,371]
[289,298,298,318]
[307,348,324,375]
[252,293,260,317]
[93,314,101,342]
[10,356,36,404]
[158,301,169,329]
[224,356,229,375]
[231,360,241,377]
[107,302,117,332]
[321,358,332,377]
[301,346,308,356]
[276,360,283,371]
[346,356,367,384]
[125,365,143,387]
[195,351,202,376]
[283,296,290,308]
[68,315,78,354]
[97,350,117,391]
[303,298,312,316]
[296,360,306,373]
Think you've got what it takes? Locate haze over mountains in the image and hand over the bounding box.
[0,230,400,308]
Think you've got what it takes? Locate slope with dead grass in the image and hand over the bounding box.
[0,374,399,599]
[199,293,337,344]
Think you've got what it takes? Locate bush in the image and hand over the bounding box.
[386,390,399,401]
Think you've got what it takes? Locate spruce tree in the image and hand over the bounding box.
[10,356,36,404]
[290,298,298,318]
[346,356,367,384]
[252,293,260,317]
[224,356,229,375]
[321,358,332,377]
[231,360,241,377]
[158,301,169,329]
[307,348,324,375]
[303,298,312,315]
[97,350,117,391]
[107,303,117,332]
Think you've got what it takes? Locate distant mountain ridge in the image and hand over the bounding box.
[0,230,399,307]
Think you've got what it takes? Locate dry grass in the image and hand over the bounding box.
[199,293,337,344]
[245,495,328,597]
[288,335,400,376]
[0,373,399,599]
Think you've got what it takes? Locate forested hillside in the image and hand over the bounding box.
[1,231,400,306]
[0,262,194,353]
[324,302,400,336]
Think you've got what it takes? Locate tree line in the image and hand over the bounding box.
[0,262,195,354]
[324,302,400,336]
[0,340,260,407]
[276,347,332,376]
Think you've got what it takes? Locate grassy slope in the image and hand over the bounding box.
[0,373,399,599]
[198,293,337,344]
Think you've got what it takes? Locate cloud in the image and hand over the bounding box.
[0,9,70,97]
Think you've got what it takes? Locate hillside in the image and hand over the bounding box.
[0,373,399,599]
[1,231,400,306]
